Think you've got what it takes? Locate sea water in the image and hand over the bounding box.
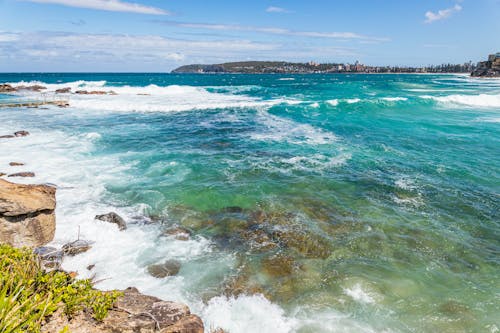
[0,73,498,333]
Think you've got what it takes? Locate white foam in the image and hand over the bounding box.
[343,284,376,304]
[421,93,500,107]
[326,99,339,107]
[278,78,296,81]
[251,110,338,145]
[310,102,320,108]
[381,97,408,102]
[395,177,417,190]
[346,98,361,104]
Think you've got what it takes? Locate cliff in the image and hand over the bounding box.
[471,53,500,77]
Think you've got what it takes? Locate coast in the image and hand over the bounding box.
[0,131,205,333]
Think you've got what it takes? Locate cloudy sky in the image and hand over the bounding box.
[0,0,499,71]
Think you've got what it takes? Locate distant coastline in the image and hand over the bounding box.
[172,60,475,75]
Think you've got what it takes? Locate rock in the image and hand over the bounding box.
[0,84,16,93]
[162,226,191,241]
[55,87,71,93]
[0,179,56,247]
[95,212,127,231]
[9,162,24,166]
[42,287,204,333]
[16,85,46,92]
[8,172,35,177]
[14,130,30,137]
[148,259,181,278]
[34,246,63,270]
[89,91,107,95]
[75,90,88,94]
[108,90,118,95]
[261,254,296,277]
[0,172,6,177]
[0,135,15,138]
[62,239,92,256]
[87,264,95,271]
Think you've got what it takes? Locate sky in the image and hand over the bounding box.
[0,0,499,72]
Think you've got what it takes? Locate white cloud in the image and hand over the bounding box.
[424,4,462,23]
[21,0,169,15]
[266,6,290,13]
[159,21,390,43]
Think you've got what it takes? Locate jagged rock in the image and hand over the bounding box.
[95,212,127,231]
[42,287,204,333]
[34,246,63,270]
[148,259,181,278]
[8,172,35,177]
[62,239,92,256]
[55,87,71,93]
[14,130,30,137]
[0,84,16,92]
[0,179,56,247]
[16,85,46,92]
[9,162,24,166]
[162,226,191,240]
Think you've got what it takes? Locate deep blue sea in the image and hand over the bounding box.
[0,73,499,333]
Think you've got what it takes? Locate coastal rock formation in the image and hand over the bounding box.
[42,287,204,333]
[471,53,500,77]
[9,162,25,166]
[0,84,16,93]
[95,212,127,230]
[16,84,46,92]
[147,259,181,278]
[55,87,71,93]
[62,239,93,256]
[8,172,35,177]
[14,130,30,137]
[0,179,56,247]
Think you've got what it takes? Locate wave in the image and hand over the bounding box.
[6,80,278,112]
[421,93,500,107]
[381,97,408,102]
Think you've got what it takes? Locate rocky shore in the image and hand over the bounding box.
[0,143,205,333]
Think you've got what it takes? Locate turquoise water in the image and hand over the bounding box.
[0,73,498,332]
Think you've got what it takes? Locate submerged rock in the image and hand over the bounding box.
[147,259,181,278]
[0,179,56,247]
[162,226,191,240]
[95,212,127,231]
[62,239,92,256]
[8,172,35,178]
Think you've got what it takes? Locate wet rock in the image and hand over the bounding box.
[240,228,278,252]
[8,172,35,178]
[62,239,92,256]
[162,226,191,240]
[89,91,107,95]
[147,259,181,278]
[0,172,6,177]
[272,228,332,259]
[55,87,71,93]
[95,212,127,231]
[0,135,15,139]
[9,162,24,166]
[0,84,16,93]
[87,264,95,271]
[14,130,30,137]
[16,85,46,92]
[75,90,88,94]
[108,90,118,95]
[0,179,56,247]
[34,246,63,270]
[261,253,296,277]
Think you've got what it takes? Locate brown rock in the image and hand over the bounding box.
[75,90,88,94]
[42,287,204,333]
[89,91,107,95]
[162,226,191,241]
[62,239,92,256]
[55,87,71,93]
[0,179,56,247]
[0,84,16,93]
[8,172,35,177]
[14,130,30,137]
[0,172,6,177]
[148,259,181,278]
[9,162,24,166]
[0,135,15,138]
[16,85,46,92]
[95,212,127,231]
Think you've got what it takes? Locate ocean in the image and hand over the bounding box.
[0,73,498,333]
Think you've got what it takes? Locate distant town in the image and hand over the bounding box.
[173,53,500,76]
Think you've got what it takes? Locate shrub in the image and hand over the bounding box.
[0,244,121,333]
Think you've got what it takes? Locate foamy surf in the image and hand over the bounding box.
[420,93,500,107]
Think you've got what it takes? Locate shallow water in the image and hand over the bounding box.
[0,73,499,333]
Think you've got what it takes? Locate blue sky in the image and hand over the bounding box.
[0,0,499,71]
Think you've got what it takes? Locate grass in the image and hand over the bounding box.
[0,244,121,333]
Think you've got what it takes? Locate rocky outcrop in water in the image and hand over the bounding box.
[0,84,16,93]
[95,212,127,230]
[8,172,35,177]
[0,179,56,247]
[42,287,204,333]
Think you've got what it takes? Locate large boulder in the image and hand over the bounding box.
[42,287,204,333]
[0,179,56,247]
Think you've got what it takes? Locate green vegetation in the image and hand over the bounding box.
[0,244,121,333]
